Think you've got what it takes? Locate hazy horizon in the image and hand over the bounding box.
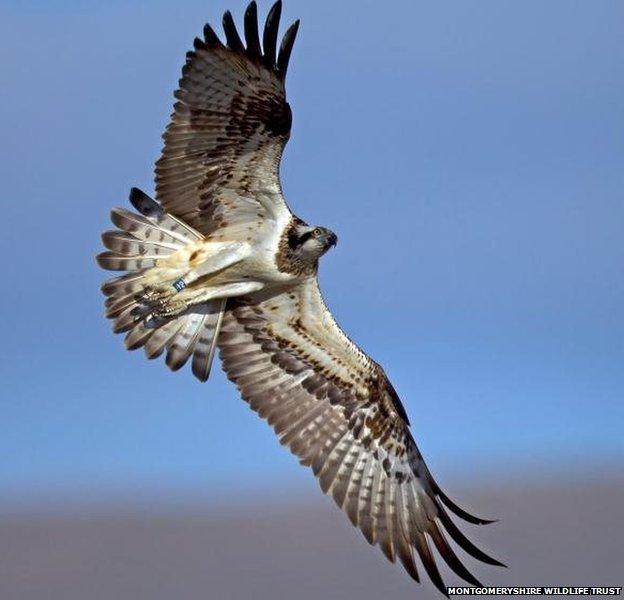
[2,471,622,599]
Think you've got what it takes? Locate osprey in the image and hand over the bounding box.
[97,2,503,594]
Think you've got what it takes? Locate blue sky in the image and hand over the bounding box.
[1,0,622,503]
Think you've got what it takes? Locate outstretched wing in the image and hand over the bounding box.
[156,1,299,237]
[218,278,504,594]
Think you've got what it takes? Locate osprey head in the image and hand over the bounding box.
[279,220,338,275]
[293,224,338,257]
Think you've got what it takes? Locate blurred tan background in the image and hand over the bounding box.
[2,470,622,599]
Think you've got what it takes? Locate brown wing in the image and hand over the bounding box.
[218,278,504,594]
[155,1,299,236]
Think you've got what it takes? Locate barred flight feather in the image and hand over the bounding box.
[217,278,505,597]
[98,189,226,382]
[155,0,299,237]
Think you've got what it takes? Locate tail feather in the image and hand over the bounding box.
[110,208,193,247]
[98,187,226,381]
[105,293,137,319]
[192,299,226,382]
[166,310,210,372]
[96,252,160,272]
[112,305,139,334]
[129,186,201,242]
[101,270,148,297]
[125,321,154,351]
[144,318,184,359]
[101,230,180,256]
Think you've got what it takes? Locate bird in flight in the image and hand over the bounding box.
[97,2,504,594]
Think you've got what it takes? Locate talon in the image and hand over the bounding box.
[151,297,188,319]
[133,278,191,322]
[139,283,178,305]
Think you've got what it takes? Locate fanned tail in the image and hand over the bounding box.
[97,188,226,381]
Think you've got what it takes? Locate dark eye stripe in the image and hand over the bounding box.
[298,230,314,244]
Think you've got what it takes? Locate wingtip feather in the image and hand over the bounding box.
[244,1,262,59]
[223,10,245,52]
[429,523,484,587]
[277,19,299,79]
[263,0,282,67]
[432,480,497,525]
[437,505,506,567]
[203,23,222,47]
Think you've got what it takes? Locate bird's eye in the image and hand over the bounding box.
[298,228,322,245]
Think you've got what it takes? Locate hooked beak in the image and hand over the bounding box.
[325,230,338,248]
